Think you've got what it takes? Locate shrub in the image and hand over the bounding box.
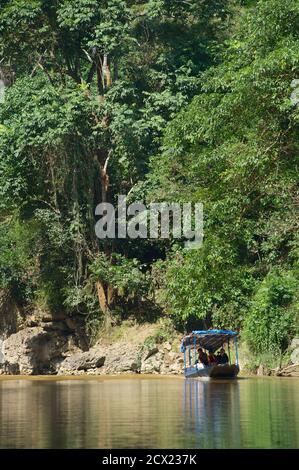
[243,269,298,356]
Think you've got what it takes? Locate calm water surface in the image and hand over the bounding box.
[0,376,298,448]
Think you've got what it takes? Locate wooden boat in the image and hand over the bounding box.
[180,329,240,379]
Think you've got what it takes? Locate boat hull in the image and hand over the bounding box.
[184,364,239,379]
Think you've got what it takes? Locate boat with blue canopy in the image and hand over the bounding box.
[180,329,239,379]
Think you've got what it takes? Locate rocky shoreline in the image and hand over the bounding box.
[1,322,298,377]
[0,325,184,376]
[0,289,183,376]
[256,339,299,378]
[1,291,298,377]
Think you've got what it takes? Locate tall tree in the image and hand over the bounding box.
[149,0,299,355]
[0,0,231,329]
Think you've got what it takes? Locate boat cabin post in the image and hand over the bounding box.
[227,338,231,364]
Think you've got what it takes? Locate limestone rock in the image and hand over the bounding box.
[290,338,299,365]
[141,358,161,374]
[257,364,264,376]
[141,352,164,374]
[58,350,105,374]
[59,342,141,375]
[291,348,299,365]
[277,363,299,377]
[161,351,183,375]
[3,327,69,375]
[101,343,140,374]
[168,362,182,375]
[140,345,183,375]
[143,347,159,361]
[290,338,299,351]
[0,311,186,376]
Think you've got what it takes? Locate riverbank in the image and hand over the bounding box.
[1,291,298,377]
[0,304,185,376]
[0,331,184,376]
[1,319,298,377]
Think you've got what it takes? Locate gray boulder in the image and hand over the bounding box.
[290,338,299,364]
[141,351,164,374]
[102,343,140,374]
[290,338,299,351]
[3,327,69,374]
[58,350,105,374]
[291,348,299,365]
[58,343,140,375]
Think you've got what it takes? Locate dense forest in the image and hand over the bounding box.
[0,0,298,365]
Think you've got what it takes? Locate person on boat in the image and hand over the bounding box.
[208,352,217,365]
[197,348,209,366]
[216,348,229,364]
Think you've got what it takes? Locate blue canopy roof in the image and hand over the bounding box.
[180,329,238,353]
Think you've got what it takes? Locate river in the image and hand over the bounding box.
[0,376,298,448]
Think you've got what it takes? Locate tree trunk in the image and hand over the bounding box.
[96,281,112,330]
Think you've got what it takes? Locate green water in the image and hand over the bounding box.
[0,376,298,448]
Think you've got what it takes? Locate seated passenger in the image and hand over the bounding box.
[208,352,217,365]
[216,348,229,364]
[197,348,209,366]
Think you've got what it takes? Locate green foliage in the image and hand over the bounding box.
[155,242,253,329]
[147,0,299,348]
[0,0,228,322]
[0,216,40,298]
[57,0,132,55]
[1,0,298,359]
[244,270,298,355]
[142,317,176,350]
[90,253,149,299]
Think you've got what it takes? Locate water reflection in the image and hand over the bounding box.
[183,378,299,448]
[0,377,298,448]
[238,378,299,448]
[0,378,190,448]
[183,379,241,448]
